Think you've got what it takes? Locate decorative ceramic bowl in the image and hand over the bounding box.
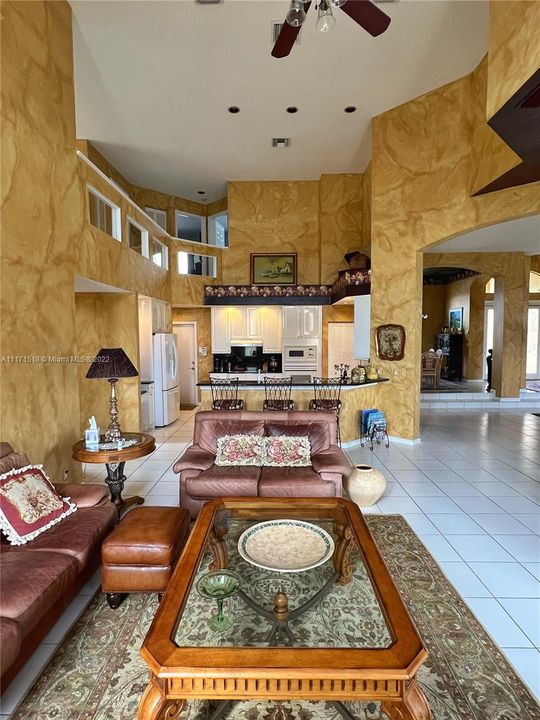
[345,464,386,508]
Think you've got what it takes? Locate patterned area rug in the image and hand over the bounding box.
[12,516,540,720]
[526,381,540,393]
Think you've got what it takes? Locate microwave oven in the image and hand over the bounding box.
[283,345,318,371]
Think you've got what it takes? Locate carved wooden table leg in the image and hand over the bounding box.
[333,521,354,585]
[382,678,432,720]
[137,677,186,720]
[209,524,229,571]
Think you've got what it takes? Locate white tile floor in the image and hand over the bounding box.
[1,407,539,717]
[347,408,540,702]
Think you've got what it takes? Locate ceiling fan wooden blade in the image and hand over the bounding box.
[271,2,311,58]
[340,0,391,37]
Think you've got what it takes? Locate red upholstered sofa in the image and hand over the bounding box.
[0,442,117,690]
[173,410,352,518]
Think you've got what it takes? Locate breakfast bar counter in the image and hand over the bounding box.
[197,378,389,445]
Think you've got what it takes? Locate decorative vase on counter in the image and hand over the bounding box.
[365,365,379,381]
[351,366,366,384]
[345,464,386,508]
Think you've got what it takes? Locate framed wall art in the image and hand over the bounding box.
[376,324,406,361]
[250,253,297,285]
[449,307,463,332]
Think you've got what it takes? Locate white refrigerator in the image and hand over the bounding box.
[153,333,180,426]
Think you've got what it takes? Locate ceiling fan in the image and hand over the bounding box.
[272,0,391,58]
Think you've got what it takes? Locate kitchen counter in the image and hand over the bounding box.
[198,378,388,389]
[198,378,390,445]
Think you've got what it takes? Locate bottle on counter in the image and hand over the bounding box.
[257,369,262,384]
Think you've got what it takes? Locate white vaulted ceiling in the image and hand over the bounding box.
[71,0,489,202]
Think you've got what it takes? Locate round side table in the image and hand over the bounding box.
[72,432,155,513]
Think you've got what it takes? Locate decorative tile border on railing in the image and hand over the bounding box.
[204,270,371,305]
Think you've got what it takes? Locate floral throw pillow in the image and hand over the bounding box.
[263,436,312,467]
[0,465,77,545]
[215,435,265,466]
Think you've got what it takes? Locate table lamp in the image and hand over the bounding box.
[86,348,138,442]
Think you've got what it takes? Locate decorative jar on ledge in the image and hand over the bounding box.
[345,464,386,508]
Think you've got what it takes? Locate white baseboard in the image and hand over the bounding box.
[342,435,421,449]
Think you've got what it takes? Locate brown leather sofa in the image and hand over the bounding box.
[0,442,117,690]
[173,410,352,518]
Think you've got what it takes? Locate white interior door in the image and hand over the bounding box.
[174,323,198,406]
[328,323,355,376]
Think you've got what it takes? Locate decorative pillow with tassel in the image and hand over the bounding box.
[0,465,77,545]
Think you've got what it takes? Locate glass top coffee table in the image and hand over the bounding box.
[139,498,431,720]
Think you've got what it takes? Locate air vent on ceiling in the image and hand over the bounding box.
[272,138,290,148]
[195,0,223,4]
[272,22,301,46]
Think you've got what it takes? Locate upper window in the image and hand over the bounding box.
[530,271,540,293]
[208,211,228,247]
[151,238,168,269]
[178,251,217,278]
[88,186,121,241]
[175,211,206,243]
[145,207,168,232]
[128,218,149,257]
[485,277,495,293]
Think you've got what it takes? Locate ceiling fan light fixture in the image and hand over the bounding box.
[286,0,306,27]
[316,0,336,32]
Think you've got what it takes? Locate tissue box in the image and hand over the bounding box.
[85,428,100,449]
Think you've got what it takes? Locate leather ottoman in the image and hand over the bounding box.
[101,507,190,609]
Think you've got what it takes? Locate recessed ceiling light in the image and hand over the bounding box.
[228,106,240,113]
[286,106,298,113]
[344,106,357,113]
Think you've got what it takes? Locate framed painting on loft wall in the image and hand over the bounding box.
[250,253,297,285]
[449,307,463,332]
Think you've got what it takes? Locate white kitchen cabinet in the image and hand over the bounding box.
[261,306,282,352]
[301,307,319,339]
[229,307,263,344]
[282,306,320,340]
[151,299,170,333]
[211,307,231,354]
[246,307,262,341]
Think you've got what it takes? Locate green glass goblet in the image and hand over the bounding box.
[196,570,241,632]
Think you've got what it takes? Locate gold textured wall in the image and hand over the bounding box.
[319,175,364,284]
[421,287,445,353]
[172,307,213,382]
[370,51,540,438]
[421,276,489,379]
[0,0,218,479]
[467,276,489,380]
[487,1,540,119]
[425,252,531,393]
[0,0,83,476]
[75,293,140,434]
[227,181,321,285]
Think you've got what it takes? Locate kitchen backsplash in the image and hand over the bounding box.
[213,346,282,373]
